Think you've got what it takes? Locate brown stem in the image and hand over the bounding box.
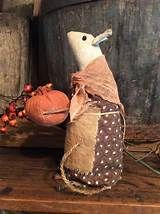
[43,108,69,115]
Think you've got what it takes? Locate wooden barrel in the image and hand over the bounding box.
[0,13,29,113]
[38,0,160,125]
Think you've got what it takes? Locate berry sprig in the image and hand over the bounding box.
[0,84,33,134]
[0,83,53,134]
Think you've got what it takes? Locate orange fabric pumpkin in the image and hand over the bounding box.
[25,86,70,126]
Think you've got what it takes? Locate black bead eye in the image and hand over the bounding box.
[82,35,87,41]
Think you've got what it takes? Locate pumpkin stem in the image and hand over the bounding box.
[36,86,50,95]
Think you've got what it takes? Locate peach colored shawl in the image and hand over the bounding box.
[70,55,124,121]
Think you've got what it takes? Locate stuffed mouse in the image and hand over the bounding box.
[60,29,125,195]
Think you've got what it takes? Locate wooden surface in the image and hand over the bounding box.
[0,147,159,213]
[38,0,160,124]
[0,13,29,114]
[1,0,34,16]
[125,124,160,141]
[0,119,159,148]
[39,0,98,15]
[0,119,65,148]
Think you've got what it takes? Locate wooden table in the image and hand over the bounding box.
[0,147,159,214]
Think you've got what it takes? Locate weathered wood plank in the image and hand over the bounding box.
[0,121,159,148]
[38,0,160,125]
[125,124,160,141]
[0,119,65,148]
[1,0,34,16]
[39,0,98,15]
[0,13,29,114]
[0,148,159,213]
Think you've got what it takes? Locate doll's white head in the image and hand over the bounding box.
[67,29,112,69]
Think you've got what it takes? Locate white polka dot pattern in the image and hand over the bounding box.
[65,97,123,188]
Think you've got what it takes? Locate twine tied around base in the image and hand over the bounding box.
[60,110,126,195]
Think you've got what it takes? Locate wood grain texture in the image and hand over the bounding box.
[0,121,159,148]
[1,0,34,16]
[126,124,160,141]
[38,0,160,125]
[40,0,98,15]
[0,13,29,114]
[0,148,159,213]
[0,119,65,148]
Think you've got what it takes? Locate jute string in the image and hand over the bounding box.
[60,110,126,195]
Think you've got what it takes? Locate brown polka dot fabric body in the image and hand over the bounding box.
[65,96,123,188]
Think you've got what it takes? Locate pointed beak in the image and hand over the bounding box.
[92,28,112,46]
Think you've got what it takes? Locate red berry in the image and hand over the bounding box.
[23,84,32,93]
[1,114,9,122]
[9,119,17,127]
[18,111,23,118]
[9,112,16,119]
[0,126,7,133]
[9,102,16,113]
[22,109,26,116]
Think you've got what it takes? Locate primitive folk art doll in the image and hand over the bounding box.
[0,27,125,195]
[60,29,125,195]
